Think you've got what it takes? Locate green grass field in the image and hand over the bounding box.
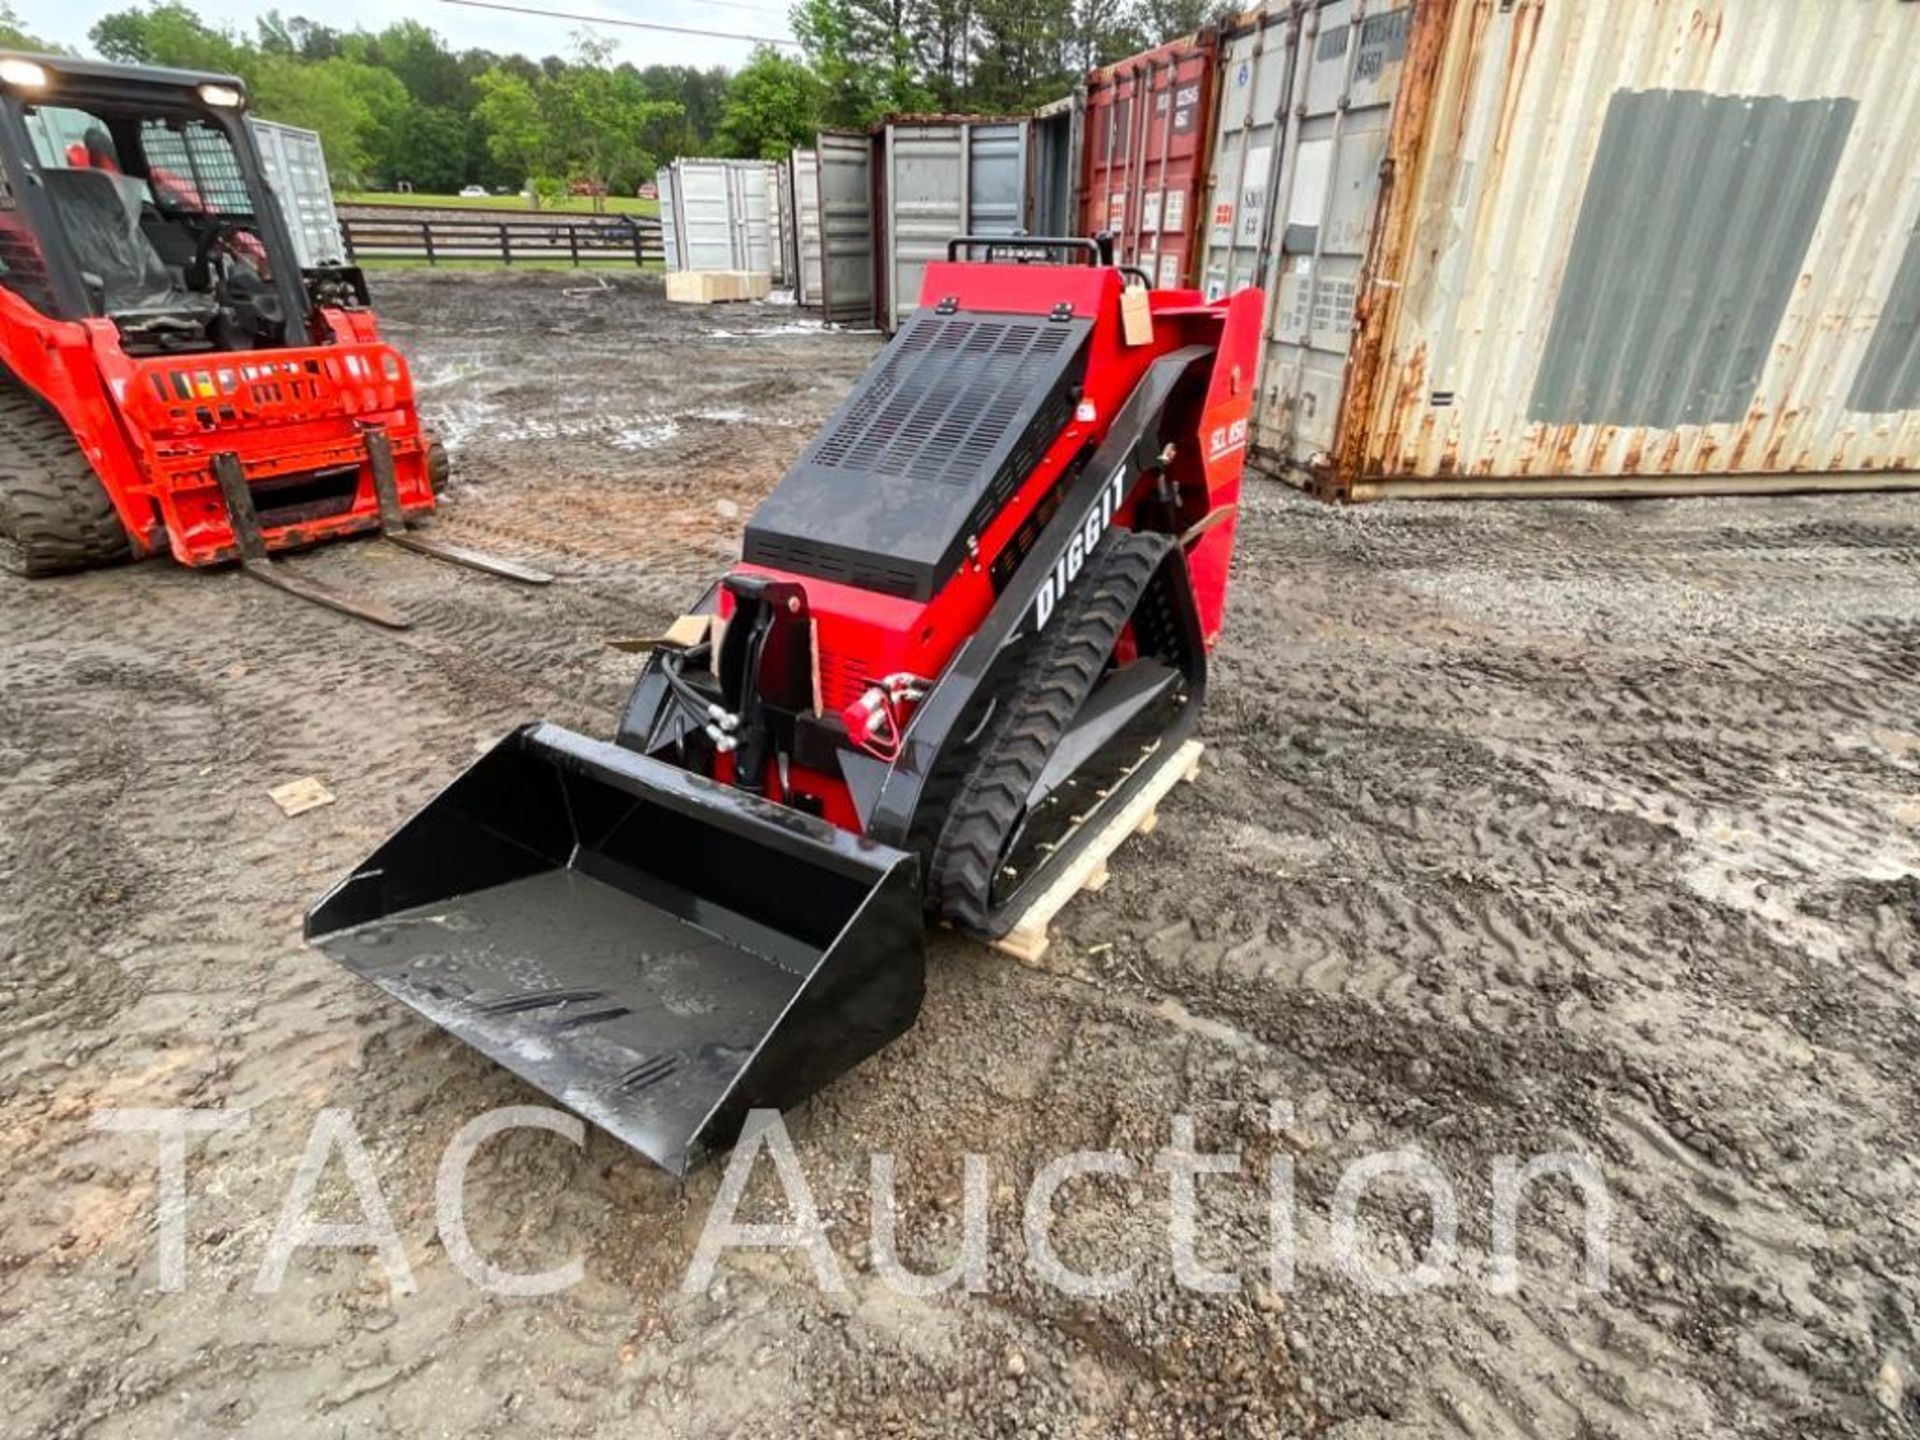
[341,191,660,218]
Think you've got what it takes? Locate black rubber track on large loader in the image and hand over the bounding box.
[0,378,130,578]
[928,528,1175,933]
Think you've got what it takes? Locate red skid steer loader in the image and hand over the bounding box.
[310,239,1263,1172]
[0,53,546,626]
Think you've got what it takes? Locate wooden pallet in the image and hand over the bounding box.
[665,270,772,304]
[992,739,1203,965]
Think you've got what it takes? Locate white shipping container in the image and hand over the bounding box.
[1202,0,1920,499]
[249,118,344,269]
[662,158,780,280]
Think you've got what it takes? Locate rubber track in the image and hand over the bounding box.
[928,529,1175,932]
[0,379,130,577]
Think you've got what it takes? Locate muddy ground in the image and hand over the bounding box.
[3,270,1917,1439]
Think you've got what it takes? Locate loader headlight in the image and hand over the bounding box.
[0,59,50,90]
[197,82,244,108]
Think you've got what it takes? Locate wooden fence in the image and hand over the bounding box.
[338,214,664,267]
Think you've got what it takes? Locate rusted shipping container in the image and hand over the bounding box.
[1202,0,1920,500]
[1081,35,1218,291]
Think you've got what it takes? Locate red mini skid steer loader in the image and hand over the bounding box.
[311,239,1263,1172]
[0,53,545,626]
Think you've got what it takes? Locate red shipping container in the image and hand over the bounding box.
[1080,33,1219,291]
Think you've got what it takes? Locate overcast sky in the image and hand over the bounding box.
[15,0,795,73]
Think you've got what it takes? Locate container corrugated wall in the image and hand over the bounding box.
[881,118,1030,329]
[1083,36,1217,290]
[250,119,344,270]
[1209,0,1920,499]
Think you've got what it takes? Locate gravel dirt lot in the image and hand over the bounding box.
[3,271,1918,1439]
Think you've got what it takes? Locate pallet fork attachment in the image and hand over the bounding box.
[213,432,554,630]
[365,432,554,586]
[212,452,414,630]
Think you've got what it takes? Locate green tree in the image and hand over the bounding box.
[716,47,823,160]
[391,106,470,192]
[542,33,680,204]
[371,20,469,110]
[91,3,246,72]
[794,0,931,127]
[1132,0,1234,46]
[472,66,551,195]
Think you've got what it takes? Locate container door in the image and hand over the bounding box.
[738,161,774,274]
[285,126,345,267]
[676,160,738,271]
[1155,49,1212,290]
[1200,16,1297,304]
[817,131,874,327]
[774,159,797,287]
[884,121,967,331]
[967,121,1027,238]
[1028,102,1079,236]
[792,148,823,306]
[657,167,680,269]
[1081,68,1135,255]
[1252,1,1412,474]
[250,121,344,270]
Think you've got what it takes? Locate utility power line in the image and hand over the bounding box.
[437,0,800,49]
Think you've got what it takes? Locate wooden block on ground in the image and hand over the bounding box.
[666,270,773,304]
[992,739,1203,965]
[269,775,335,817]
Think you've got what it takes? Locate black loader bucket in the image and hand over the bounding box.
[307,724,925,1174]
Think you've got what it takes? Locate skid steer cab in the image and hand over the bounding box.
[0,53,544,625]
[310,234,1266,1174]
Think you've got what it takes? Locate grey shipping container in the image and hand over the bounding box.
[250,118,344,269]
[661,158,779,279]
[879,118,1030,330]
[1201,0,1920,500]
[817,130,876,327]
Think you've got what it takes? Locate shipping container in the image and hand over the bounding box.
[1081,35,1217,291]
[659,158,779,278]
[1204,0,1920,499]
[1029,93,1083,237]
[250,118,344,270]
[878,117,1030,329]
[817,130,876,327]
[791,148,823,307]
